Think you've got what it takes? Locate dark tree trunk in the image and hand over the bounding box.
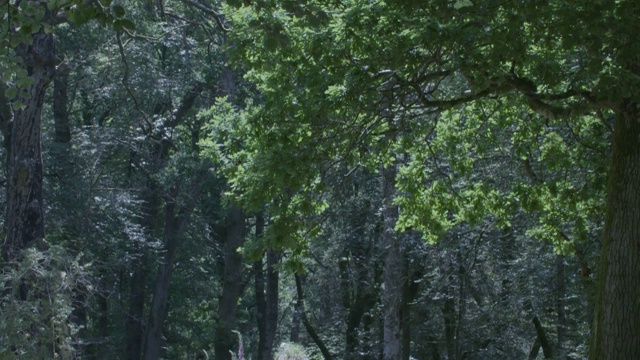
[528,337,541,360]
[342,239,379,359]
[532,316,553,358]
[265,249,280,356]
[590,104,640,359]
[126,82,203,359]
[52,60,89,359]
[382,163,403,360]
[345,279,378,359]
[556,255,566,359]
[443,291,456,360]
[213,206,246,360]
[53,62,71,144]
[256,245,280,360]
[295,274,334,360]
[2,31,56,262]
[126,184,159,360]
[400,273,411,360]
[125,252,147,360]
[290,274,303,343]
[144,183,203,360]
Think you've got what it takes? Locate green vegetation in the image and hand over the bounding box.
[0,0,638,359]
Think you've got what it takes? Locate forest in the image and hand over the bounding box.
[0,0,638,359]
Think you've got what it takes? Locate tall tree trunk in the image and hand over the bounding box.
[254,220,268,357]
[382,163,403,360]
[290,275,303,343]
[556,255,566,359]
[52,60,89,359]
[590,104,640,359]
[125,252,148,360]
[53,62,71,144]
[144,183,203,360]
[126,183,159,360]
[532,316,553,358]
[213,206,246,360]
[2,31,56,262]
[344,270,378,359]
[295,274,334,360]
[256,245,280,360]
[443,290,456,360]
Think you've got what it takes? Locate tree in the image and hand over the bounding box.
[218,1,640,358]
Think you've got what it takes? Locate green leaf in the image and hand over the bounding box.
[4,87,17,100]
[113,19,135,32]
[453,0,473,9]
[17,76,34,89]
[112,4,125,18]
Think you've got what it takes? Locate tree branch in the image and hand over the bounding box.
[180,0,229,32]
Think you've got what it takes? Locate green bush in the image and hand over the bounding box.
[275,342,309,360]
[0,246,88,358]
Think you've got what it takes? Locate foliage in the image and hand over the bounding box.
[0,247,90,358]
[275,342,309,360]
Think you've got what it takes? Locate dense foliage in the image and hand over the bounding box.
[0,0,638,359]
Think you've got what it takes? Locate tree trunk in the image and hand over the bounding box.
[256,248,280,360]
[590,104,640,359]
[290,274,303,343]
[254,215,268,360]
[556,255,566,359]
[144,183,203,360]
[532,316,553,358]
[443,291,456,360]
[125,252,147,360]
[213,206,246,360]
[53,62,71,144]
[2,31,56,262]
[382,163,403,360]
[295,274,334,360]
[126,184,158,360]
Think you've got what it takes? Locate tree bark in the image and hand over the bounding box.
[213,206,246,360]
[3,31,56,262]
[382,163,403,360]
[590,103,640,359]
[144,183,203,360]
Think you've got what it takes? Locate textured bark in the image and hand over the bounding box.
[3,32,56,262]
[144,184,203,360]
[590,104,640,359]
[382,163,403,360]
[213,207,246,360]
